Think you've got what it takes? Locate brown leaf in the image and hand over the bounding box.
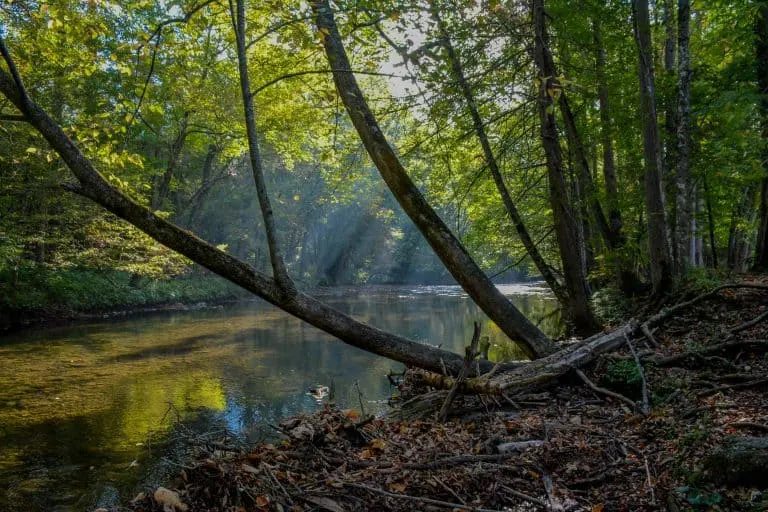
[304,495,346,512]
[389,482,407,493]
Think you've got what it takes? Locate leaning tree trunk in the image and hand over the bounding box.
[632,0,673,294]
[532,0,600,335]
[431,7,568,309]
[232,0,295,294]
[0,40,535,377]
[312,0,559,356]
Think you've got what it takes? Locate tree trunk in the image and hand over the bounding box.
[675,0,692,271]
[182,145,221,229]
[593,16,621,236]
[728,186,756,270]
[632,0,673,293]
[431,8,568,308]
[663,0,678,261]
[704,177,718,268]
[232,0,295,294]
[312,0,559,356]
[754,3,768,269]
[151,112,189,211]
[0,59,523,376]
[532,0,600,336]
[558,93,620,250]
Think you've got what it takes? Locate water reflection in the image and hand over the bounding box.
[0,284,559,511]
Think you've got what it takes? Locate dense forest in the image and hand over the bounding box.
[2,0,766,322]
[3,0,768,509]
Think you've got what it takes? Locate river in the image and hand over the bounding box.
[0,283,560,511]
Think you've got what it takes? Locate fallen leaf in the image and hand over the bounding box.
[304,495,346,512]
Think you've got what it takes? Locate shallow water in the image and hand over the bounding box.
[0,283,559,511]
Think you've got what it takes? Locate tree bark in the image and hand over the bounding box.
[704,176,718,268]
[728,186,755,270]
[312,0,559,356]
[675,0,692,271]
[431,8,568,308]
[231,0,295,294]
[663,0,678,259]
[532,0,600,335]
[754,3,768,269]
[558,93,620,250]
[0,57,516,376]
[593,16,621,236]
[632,0,673,293]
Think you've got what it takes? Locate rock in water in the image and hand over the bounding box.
[705,436,768,486]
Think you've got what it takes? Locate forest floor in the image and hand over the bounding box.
[127,278,768,512]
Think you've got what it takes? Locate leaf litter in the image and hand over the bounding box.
[127,280,768,511]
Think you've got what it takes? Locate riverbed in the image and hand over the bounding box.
[0,283,559,511]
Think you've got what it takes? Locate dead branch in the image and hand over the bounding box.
[730,421,768,432]
[499,484,546,506]
[575,369,639,412]
[730,309,768,334]
[343,482,504,512]
[403,452,524,470]
[641,324,660,347]
[626,335,651,415]
[644,283,768,330]
[696,377,768,397]
[651,340,768,367]
[439,322,481,422]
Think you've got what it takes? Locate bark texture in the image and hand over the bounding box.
[313,0,559,357]
[432,8,567,307]
[532,0,600,335]
[754,3,768,269]
[232,0,295,293]
[594,17,621,236]
[675,0,693,270]
[632,0,673,293]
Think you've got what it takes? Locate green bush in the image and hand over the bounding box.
[0,264,247,318]
[600,359,643,400]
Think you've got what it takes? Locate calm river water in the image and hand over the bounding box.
[0,284,560,511]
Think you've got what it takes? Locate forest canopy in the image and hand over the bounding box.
[1,0,767,343]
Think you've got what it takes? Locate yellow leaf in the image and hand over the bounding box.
[370,438,386,450]
[389,482,407,493]
[342,409,359,420]
[109,53,117,62]
[26,147,37,153]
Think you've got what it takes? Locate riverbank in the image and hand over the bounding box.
[0,266,249,332]
[126,281,768,511]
